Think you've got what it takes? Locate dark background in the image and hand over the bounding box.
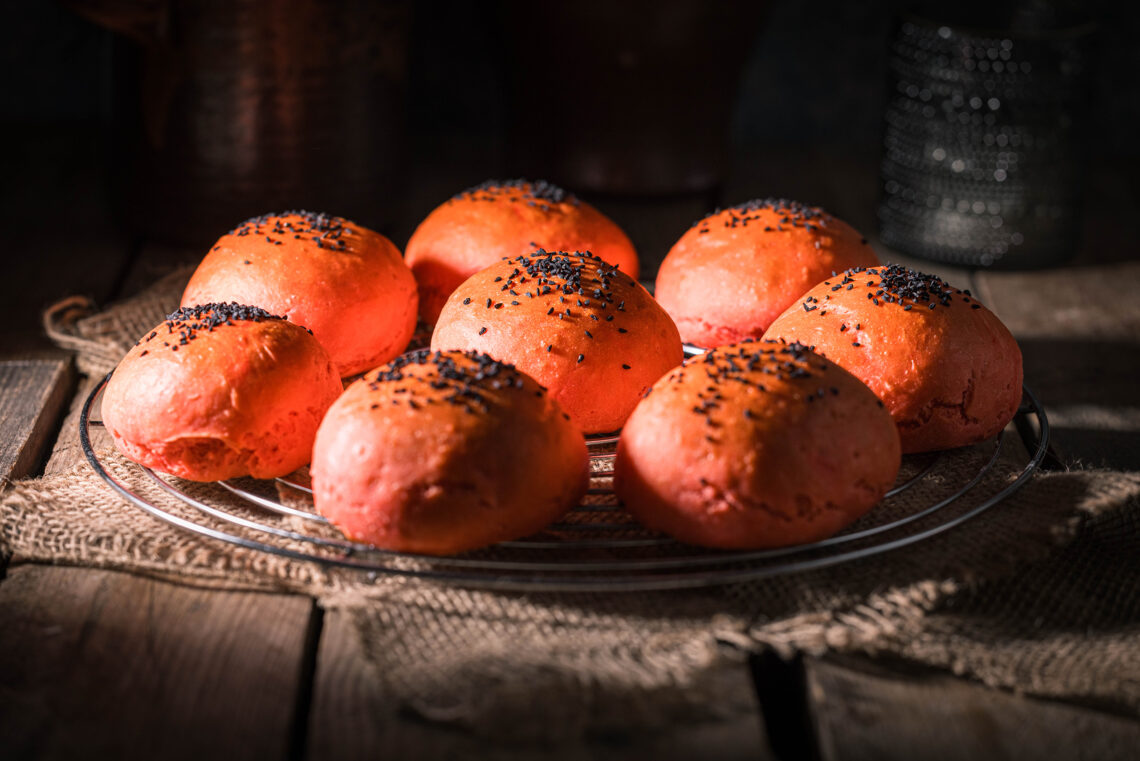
[2,0,1137,353]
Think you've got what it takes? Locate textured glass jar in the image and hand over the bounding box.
[878,10,1096,267]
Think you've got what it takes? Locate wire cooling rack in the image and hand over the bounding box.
[81,373,1049,592]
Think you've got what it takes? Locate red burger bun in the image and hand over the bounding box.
[430,249,682,435]
[311,349,588,555]
[406,180,639,324]
[762,264,1023,453]
[655,199,880,347]
[101,303,342,481]
[615,341,901,549]
[181,210,417,377]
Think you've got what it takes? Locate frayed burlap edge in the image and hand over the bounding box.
[5,268,1139,740]
[42,265,197,378]
[5,447,1138,735]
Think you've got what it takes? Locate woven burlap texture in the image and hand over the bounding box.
[4,269,1139,740]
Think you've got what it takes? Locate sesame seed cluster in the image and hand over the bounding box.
[794,264,985,350]
[691,198,830,235]
[226,210,354,251]
[452,178,578,210]
[133,302,290,356]
[453,249,638,370]
[360,349,536,417]
[657,341,870,444]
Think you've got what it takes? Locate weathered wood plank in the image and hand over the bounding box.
[1,237,320,761]
[976,263,1140,341]
[805,654,1140,761]
[307,607,772,761]
[0,564,314,761]
[0,357,75,482]
[975,264,1140,469]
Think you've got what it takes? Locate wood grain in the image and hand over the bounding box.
[976,263,1140,341]
[306,608,772,761]
[3,237,319,759]
[805,655,1140,761]
[975,264,1140,469]
[0,564,314,761]
[0,357,74,482]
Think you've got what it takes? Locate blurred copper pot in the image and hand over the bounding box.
[70,0,411,246]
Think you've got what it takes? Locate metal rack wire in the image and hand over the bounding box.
[81,375,1050,592]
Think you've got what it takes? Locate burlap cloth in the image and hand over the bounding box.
[4,267,1139,744]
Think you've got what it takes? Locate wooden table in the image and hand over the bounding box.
[2,134,1138,759]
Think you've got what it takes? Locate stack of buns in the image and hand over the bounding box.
[102,190,1024,554]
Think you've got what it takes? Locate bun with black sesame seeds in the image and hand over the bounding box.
[614,341,900,549]
[311,349,588,555]
[429,250,682,435]
[405,179,640,324]
[101,303,343,482]
[762,264,1023,453]
[654,199,880,347]
[181,210,418,377]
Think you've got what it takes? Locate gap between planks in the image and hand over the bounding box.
[804,654,1140,761]
[304,605,773,761]
[0,564,316,761]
